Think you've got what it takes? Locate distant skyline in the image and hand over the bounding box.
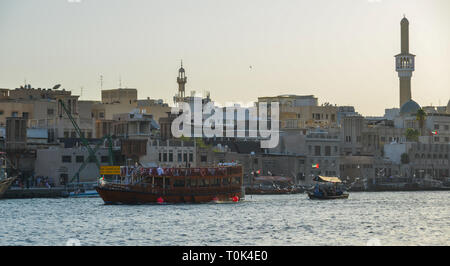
[1,0,449,116]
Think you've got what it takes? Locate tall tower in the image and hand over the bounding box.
[395,16,416,108]
[177,60,187,98]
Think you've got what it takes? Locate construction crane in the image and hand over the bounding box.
[58,99,115,184]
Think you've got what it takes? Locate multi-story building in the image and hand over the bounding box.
[257,95,338,129]
[112,110,159,140]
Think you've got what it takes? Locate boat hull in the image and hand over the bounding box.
[95,184,243,204]
[307,192,349,200]
[0,177,16,198]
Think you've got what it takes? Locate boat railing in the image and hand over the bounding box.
[122,166,243,178]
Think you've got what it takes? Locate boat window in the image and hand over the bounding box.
[211,178,220,187]
[185,178,191,187]
[199,179,209,187]
[173,179,185,188]
[222,178,230,185]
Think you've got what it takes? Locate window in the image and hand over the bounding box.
[11,111,18,117]
[159,152,162,162]
[189,153,193,162]
[88,155,97,163]
[314,146,321,156]
[183,153,187,162]
[163,153,167,162]
[101,156,109,163]
[47,109,54,116]
[325,146,331,156]
[0,110,3,115]
[62,156,72,163]
[445,125,449,131]
[177,152,182,162]
[201,155,207,162]
[76,156,84,163]
[169,151,173,162]
[434,124,439,130]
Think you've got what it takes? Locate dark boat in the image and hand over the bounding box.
[0,177,17,198]
[95,165,244,204]
[307,176,349,200]
[307,192,349,200]
[0,153,17,198]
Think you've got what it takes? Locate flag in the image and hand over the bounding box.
[431,130,438,135]
[312,164,319,169]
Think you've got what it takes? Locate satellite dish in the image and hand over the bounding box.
[53,84,61,90]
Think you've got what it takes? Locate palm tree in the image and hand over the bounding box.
[416,108,427,136]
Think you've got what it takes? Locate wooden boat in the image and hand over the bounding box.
[307,192,349,200]
[95,165,244,204]
[0,177,17,198]
[0,153,17,198]
[307,175,350,200]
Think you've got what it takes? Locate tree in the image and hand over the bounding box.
[416,108,427,136]
[405,128,420,142]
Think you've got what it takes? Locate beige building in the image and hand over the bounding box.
[257,95,338,129]
[137,98,171,124]
[0,85,95,140]
[35,146,115,186]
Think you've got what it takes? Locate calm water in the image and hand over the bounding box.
[0,191,449,246]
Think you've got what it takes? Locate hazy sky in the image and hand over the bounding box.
[1,0,449,116]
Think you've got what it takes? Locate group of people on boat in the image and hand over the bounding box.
[313,183,345,197]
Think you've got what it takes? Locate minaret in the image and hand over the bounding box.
[177,60,187,98]
[395,16,416,108]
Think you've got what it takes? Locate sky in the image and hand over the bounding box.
[0,0,449,116]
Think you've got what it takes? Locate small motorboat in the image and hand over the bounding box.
[307,191,349,200]
[307,176,349,200]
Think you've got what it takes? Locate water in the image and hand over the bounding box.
[0,191,449,246]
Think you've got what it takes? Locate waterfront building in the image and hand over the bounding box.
[0,85,95,141]
[35,145,119,186]
[139,139,197,168]
[305,129,341,178]
[112,109,159,140]
[340,115,364,155]
[383,142,450,180]
[257,95,338,129]
[136,98,171,124]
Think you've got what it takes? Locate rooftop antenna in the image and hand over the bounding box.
[100,75,103,90]
[80,86,84,98]
[119,75,122,88]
